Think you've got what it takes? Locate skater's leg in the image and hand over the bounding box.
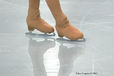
[26,0,54,33]
[28,0,40,15]
[46,0,84,40]
[46,0,66,25]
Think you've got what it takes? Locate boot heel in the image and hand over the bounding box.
[58,32,64,37]
[28,26,35,31]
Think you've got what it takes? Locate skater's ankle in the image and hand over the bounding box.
[27,9,40,19]
[56,14,69,27]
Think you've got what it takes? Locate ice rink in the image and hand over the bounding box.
[0,0,114,76]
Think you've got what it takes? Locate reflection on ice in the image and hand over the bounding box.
[44,42,60,76]
[26,34,85,76]
[57,40,85,76]
[27,36,55,76]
